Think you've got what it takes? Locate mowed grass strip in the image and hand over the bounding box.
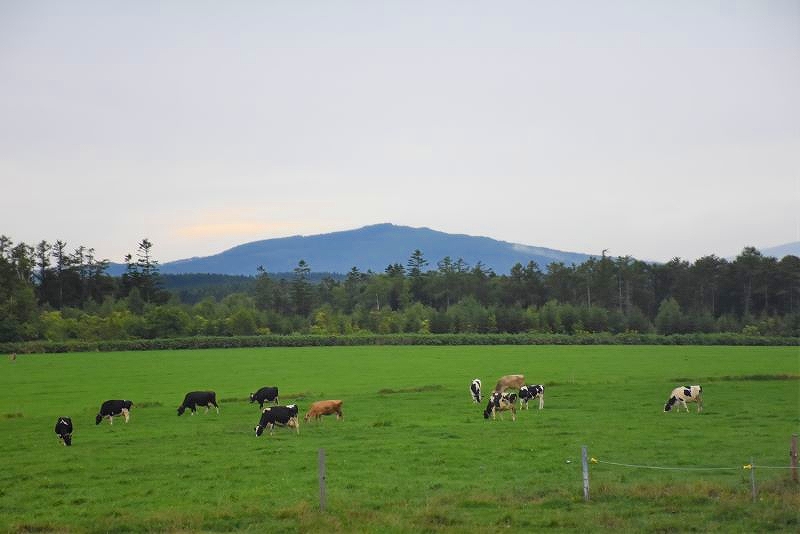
[0,345,798,532]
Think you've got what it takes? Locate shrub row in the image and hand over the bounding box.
[1,332,796,354]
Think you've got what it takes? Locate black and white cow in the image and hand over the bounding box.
[249,386,279,408]
[95,399,133,425]
[177,391,219,416]
[470,379,482,403]
[519,384,545,410]
[254,404,300,436]
[483,391,517,421]
[664,385,703,413]
[55,416,73,446]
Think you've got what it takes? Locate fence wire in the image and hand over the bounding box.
[590,457,795,471]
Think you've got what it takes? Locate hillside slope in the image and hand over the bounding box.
[156,223,592,275]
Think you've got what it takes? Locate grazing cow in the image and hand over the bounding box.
[470,379,482,403]
[494,374,525,393]
[95,399,133,425]
[254,405,300,436]
[249,386,279,408]
[519,384,545,410]
[9,352,16,362]
[177,391,219,416]
[664,385,703,413]
[54,417,73,446]
[483,391,517,421]
[304,400,344,421]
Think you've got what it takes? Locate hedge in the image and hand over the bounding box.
[1,332,797,354]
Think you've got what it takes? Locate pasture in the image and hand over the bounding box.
[1,345,798,532]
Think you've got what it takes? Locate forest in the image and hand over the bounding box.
[0,235,798,343]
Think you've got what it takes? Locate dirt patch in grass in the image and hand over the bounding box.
[671,374,800,383]
[135,401,162,408]
[378,384,444,394]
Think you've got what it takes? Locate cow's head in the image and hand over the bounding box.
[177,405,186,416]
[249,393,256,403]
[483,394,498,419]
[254,424,265,436]
[95,414,103,425]
[664,396,677,412]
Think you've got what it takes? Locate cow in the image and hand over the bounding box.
[664,385,703,413]
[254,405,300,436]
[177,391,219,416]
[519,384,545,410]
[95,399,133,425]
[54,417,73,446]
[249,386,279,408]
[483,391,517,421]
[8,352,16,362]
[470,379,482,403]
[304,400,344,422]
[494,374,525,393]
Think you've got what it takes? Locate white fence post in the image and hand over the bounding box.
[581,446,590,502]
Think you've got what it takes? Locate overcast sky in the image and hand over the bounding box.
[2,1,798,267]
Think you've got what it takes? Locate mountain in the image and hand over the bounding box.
[759,241,800,259]
[145,224,593,276]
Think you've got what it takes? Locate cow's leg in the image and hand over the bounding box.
[539,395,544,410]
[122,409,130,423]
[109,415,113,425]
[511,407,516,421]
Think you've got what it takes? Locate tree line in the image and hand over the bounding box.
[1,235,798,343]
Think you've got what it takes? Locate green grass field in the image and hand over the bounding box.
[1,345,798,532]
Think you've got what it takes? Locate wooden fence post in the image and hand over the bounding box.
[791,435,798,483]
[581,446,590,502]
[749,457,756,503]
[319,448,326,512]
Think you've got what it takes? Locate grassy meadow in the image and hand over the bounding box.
[1,345,798,533]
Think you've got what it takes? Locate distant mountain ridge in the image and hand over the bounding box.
[153,223,593,276]
[106,225,799,277]
[760,242,800,259]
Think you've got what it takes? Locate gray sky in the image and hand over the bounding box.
[2,1,798,267]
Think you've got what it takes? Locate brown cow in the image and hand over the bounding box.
[494,374,525,393]
[304,400,344,421]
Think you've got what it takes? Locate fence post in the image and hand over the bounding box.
[581,446,590,502]
[791,434,798,483]
[749,457,756,503]
[319,448,326,512]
